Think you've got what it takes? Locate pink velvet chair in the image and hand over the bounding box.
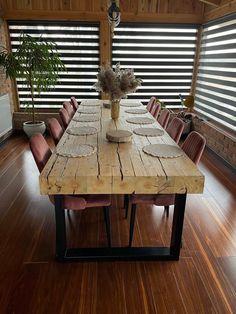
[70,97,79,111]
[146,97,156,112]
[59,107,70,129]
[166,117,185,144]
[157,108,170,129]
[181,131,206,165]
[47,118,64,146]
[63,101,75,118]
[150,102,161,120]
[126,131,206,246]
[30,133,112,247]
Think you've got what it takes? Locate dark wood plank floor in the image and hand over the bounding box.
[0,135,235,314]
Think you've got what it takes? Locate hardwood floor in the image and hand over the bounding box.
[0,135,235,314]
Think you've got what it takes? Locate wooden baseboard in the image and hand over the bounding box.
[206,146,236,174]
[0,129,14,146]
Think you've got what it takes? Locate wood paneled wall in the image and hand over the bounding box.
[0,22,9,97]
[0,21,15,114]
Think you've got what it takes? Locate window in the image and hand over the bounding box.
[112,23,198,108]
[8,21,100,108]
[195,13,236,132]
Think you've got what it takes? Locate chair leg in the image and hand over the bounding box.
[103,206,111,247]
[129,204,137,247]
[164,206,169,218]
[124,194,129,218]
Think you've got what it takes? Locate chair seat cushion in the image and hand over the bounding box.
[130,194,175,206]
[49,194,111,210]
[84,194,111,208]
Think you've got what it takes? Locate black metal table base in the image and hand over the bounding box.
[57,247,178,262]
[54,193,187,262]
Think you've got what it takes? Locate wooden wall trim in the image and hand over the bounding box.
[1,10,107,21]
[191,26,203,96]
[204,0,236,21]
[1,10,203,24]
[117,13,203,23]
[99,20,111,100]
[3,21,19,112]
[99,20,111,65]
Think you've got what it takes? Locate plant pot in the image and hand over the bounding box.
[23,121,46,138]
[182,120,192,135]
[111,100,120,119]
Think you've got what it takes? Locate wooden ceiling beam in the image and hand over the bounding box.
[1,10,203,24]
[204,0,236,21]
[199,0,221,7]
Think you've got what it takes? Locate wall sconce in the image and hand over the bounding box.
[107,0,120,37]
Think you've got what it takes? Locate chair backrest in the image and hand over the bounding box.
[166,117,185,144]
[59,108,70,129]
[150,102,161,120]
[181,131,206,165]
[146,97,156,112]
[157,108,170,129]
[70,97,78,111]
[63,101,74,118]
[150,100,157,116]
[47,118,64,145]
[30,133,52,173]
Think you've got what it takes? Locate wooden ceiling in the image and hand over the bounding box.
[0,0,235,23]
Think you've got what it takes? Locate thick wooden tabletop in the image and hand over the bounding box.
[40,100,204,195]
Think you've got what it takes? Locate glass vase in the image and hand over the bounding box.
[111,100,120,119]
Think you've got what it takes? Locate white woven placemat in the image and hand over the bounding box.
[80,100,101,106]
[120,103,141,107]
[66,126,98,136]
[125,108,148,114]
[126,117,155,124]
[143,144,183,158]
[133,127,164,137]
[56,144,96,157]
[82,103,101,107]
[77,108,100,114]
[72,115,100,122]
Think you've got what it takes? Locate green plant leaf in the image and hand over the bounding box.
[0,33,66,123]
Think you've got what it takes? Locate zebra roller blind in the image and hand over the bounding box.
[195,13,236,132]
[8,21,100,108]
[112,23,198,108]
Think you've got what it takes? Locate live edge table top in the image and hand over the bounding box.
[39,100,204,195]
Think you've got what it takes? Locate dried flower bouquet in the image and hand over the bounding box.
[93,63,142,101]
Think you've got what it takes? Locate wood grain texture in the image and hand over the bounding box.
[0,0,204,14]
[203,0,236,20]
[40,100,204,195]
[200,0,221,6]
[99,20,111,66]
[0,135,235,313]
[0,0,205,23]
[191,26,203,95]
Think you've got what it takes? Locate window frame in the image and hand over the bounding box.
[112,22,199,109]
[8,20,100,110]
[195,13,236,133]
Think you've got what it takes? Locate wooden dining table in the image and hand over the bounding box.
[40,99,204,261]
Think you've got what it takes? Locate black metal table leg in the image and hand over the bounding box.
[170,193,187,260]
[54,195,67,261]
[53,193,187,262]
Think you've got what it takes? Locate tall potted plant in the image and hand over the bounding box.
[0,33,65,137]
